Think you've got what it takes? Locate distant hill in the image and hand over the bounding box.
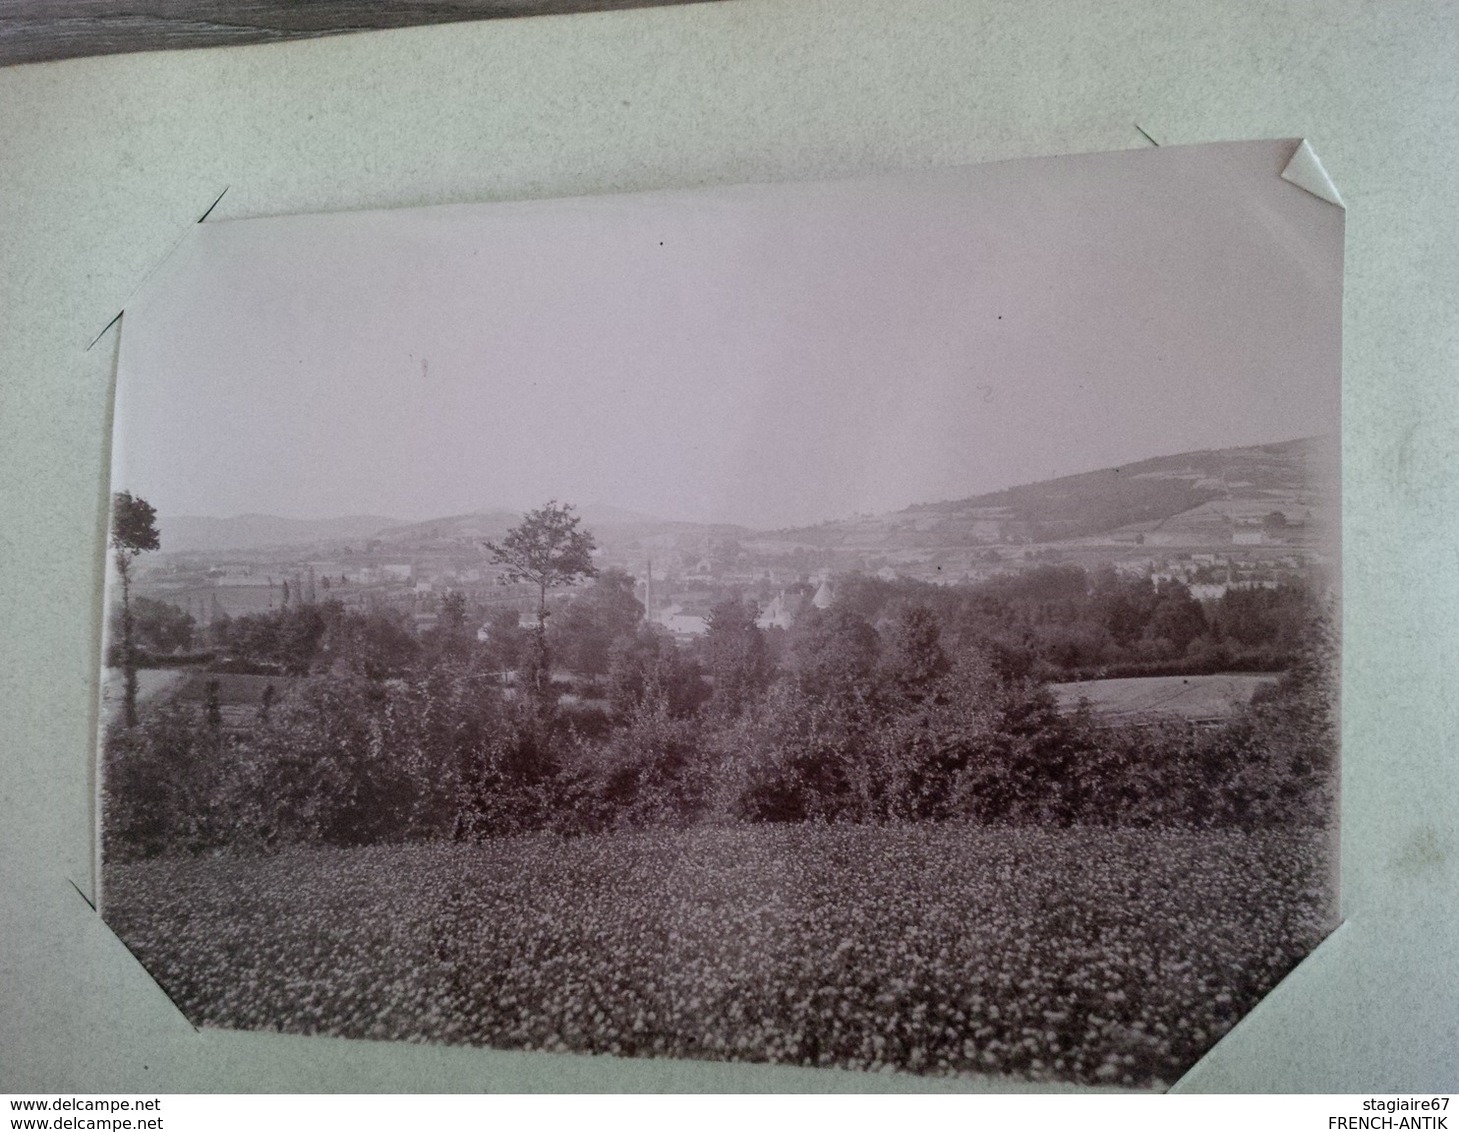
[576,503,664,527]
[156,504,743,560]
[157,438,1334,560]
[757,438,1333,550]
[370,511,525,546]
[368,505,697,548]
[159,514,404,553]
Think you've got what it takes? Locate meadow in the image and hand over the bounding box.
[103,823,1335,1087]
[1047,673,1279,721]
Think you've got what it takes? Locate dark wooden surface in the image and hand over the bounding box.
[0,0,720,67]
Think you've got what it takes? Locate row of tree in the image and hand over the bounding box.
[122,563,1321,693]
[826,565,1320,679]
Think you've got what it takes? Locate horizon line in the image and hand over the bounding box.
[150,432,1330,533]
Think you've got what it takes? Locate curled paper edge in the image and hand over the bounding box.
[1281,139,1345,209]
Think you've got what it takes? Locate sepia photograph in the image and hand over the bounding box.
[96,138,1342,1089]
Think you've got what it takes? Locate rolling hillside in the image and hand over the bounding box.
[757,437,1333,551]
[158,513,404,553]
[153,438,1335,564]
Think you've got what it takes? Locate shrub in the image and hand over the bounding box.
[101,700,242,859]
[583,688,708,829]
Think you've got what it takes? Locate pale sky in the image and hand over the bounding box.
[113,139,1342,530]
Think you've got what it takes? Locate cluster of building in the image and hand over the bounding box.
[135,506,1326,652]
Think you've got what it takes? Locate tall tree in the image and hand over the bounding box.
[607,625,709,721]
[485,501,598,708]
[702,596,772,717]
[790,606,881,700]
[111,491,160,728]
[110,597,195,657]
[422,590,473,667]
[549,567,644,678]
[882,604,950,700]
[439,590,468,633]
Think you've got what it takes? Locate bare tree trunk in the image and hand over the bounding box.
[118,553,138,729]
[527,578,559,747]
[534,581,550,703]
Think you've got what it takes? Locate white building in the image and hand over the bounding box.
[756,591,798,630]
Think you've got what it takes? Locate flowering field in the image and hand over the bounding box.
[103,825,1335,1087]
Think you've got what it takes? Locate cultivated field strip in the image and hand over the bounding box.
[104,824,1334,1086]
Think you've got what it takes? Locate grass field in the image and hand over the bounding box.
[100,667,189,706]
[103,824,1335,1087]
[1049,673,1279,721]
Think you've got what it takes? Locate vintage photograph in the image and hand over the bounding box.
[97,139,1342,1088]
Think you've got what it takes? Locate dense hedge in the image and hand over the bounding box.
[102,625,1335,861]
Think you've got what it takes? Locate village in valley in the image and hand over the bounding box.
[116,435,1333,731]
